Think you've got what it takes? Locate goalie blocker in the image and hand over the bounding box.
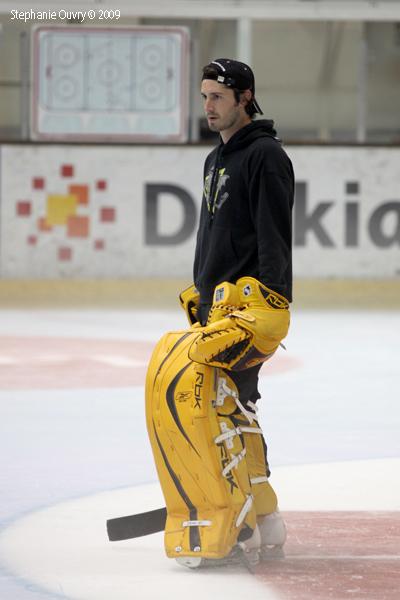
[145,277,289,566]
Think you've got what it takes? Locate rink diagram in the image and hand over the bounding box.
[0,308,399,600]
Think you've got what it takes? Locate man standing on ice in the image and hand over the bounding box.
[145,58,294,568]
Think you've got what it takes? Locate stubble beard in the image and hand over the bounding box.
[208,108,241,133]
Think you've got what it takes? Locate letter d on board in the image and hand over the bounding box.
[145,183,197,245]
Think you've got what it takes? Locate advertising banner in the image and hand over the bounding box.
[1,144,399,278]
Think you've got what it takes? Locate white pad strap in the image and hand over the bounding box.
[216,376,258,424]
[214,425,263,445]
[250,476,269,485]
[234,396,258,424]
[239,426,263,435]
[182,520,212,527]
[214,428,238,444]
[216,377,239,406]
[222,448,246,477]
[235,494,254,527]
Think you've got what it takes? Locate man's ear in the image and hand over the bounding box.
[240,89,252,109]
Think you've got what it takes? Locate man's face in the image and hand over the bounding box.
[200,79,243,133]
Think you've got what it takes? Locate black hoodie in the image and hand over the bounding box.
[193,119,295,306]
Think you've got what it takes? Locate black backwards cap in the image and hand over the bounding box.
[202,58,263,115]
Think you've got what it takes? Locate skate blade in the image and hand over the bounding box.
[175,546,259,572]
[175,556,203,569]
[260,545,285,561]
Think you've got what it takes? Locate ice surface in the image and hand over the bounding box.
[0,308,399,600]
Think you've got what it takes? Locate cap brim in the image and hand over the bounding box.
[252,97,263,115]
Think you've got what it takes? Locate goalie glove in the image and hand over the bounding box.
[189,277,290,371]
[179,284,200,325]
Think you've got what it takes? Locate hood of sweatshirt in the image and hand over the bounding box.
[221,119,279,155]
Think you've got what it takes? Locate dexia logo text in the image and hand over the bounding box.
[295,181,400,248]
[144,182,400,248]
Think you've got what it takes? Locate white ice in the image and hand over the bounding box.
[0,308,399,600]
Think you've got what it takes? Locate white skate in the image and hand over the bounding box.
[258,510,286,560]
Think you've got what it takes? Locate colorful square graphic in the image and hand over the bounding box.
[67,215,89,238]
[100,207,116,222]
[96,180,107,190]
[38,217,53,232]
[68,185,89,206]
[17,201,31,216]
[46,194,77,226]
[61,164,74,177]
[58,247,72,261]
[32,177,45,190]
[15,162,118,272]
[94,239,105,250]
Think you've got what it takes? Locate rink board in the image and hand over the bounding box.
[1,144,399,279]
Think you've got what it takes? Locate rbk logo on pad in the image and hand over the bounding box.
[194,371,204,409]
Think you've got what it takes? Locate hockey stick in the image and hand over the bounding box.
[106,507,167,541]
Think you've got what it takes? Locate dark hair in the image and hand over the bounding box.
[202,65,256,118]
[232,89,257,119]
[202,65,218,79]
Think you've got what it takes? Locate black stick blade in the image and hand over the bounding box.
[106,507,167,541]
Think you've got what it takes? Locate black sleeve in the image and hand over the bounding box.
[247,146,294,299]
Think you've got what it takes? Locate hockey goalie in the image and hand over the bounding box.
[145,277,289,568]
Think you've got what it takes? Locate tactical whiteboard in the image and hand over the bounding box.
[31,26,190,142]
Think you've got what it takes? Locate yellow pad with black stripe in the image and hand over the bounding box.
[145,329,257,560]
[241,421,278,516]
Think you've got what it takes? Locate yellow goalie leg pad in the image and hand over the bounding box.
[241,421,278,516]
[145,330,257,560]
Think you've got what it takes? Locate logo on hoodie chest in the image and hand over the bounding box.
[204,167,230,214]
